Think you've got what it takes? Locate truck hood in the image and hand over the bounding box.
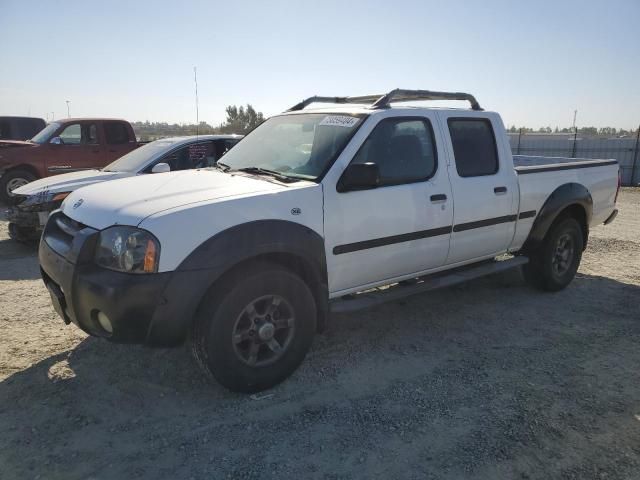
[0,140,36,148]
[62,169,293,230]
[13,169,129,196]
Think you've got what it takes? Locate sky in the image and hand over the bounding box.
[1,0,639,129]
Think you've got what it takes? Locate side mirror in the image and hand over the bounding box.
[151,162,171,174]
[50,136,62,145]
[337,162,380,192]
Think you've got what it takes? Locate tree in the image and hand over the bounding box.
[218,104,265,134]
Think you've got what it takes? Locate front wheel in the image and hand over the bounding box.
[0,169,37,205]
[191,263,317,393]
[523,217,584,292]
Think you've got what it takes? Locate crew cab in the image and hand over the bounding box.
[7,134,242,242]
[0,118,142,203]
[38,89,620,393]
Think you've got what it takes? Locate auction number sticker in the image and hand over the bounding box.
[319,115,359,128]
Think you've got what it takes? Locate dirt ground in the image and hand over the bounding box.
[1,189,639,480]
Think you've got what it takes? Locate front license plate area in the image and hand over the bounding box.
[38,211,50,227]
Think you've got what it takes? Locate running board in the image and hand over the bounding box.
[330,256,529,314]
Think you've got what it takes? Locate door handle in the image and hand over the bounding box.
[430,194,447,203]
[494,186,507,195]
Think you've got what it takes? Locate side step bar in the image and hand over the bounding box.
[330,256,529,314]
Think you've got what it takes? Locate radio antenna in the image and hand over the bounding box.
[194,66,199,137]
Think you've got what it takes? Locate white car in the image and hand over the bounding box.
[38,89,620,393]
[7,134,242,241]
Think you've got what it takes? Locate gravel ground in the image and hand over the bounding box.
[1,188,639,480]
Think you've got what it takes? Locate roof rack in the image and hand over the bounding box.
[286,88,482,112]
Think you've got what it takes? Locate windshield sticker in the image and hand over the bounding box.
[319,115,359,128]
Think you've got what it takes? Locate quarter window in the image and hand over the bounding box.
[448,118,498,177]
[104,122,130,144]
[351,118,437,186]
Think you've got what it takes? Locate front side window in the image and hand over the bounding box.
[157,142,215,171]
[448,118,498,177]
[350,117,437,185]
[59,123,98,145]
[219,114,365,181]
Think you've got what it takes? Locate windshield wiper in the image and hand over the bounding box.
[234,167,299,183]
[215,161,231,172]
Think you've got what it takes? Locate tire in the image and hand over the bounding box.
[0,169,37,205]
[8,223,40,245]
[523,217,584,292]
[191,262,317,393]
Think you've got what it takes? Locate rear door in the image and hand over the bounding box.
[103,121,135,163]
[324,113,453,295]
[439,112,518,264]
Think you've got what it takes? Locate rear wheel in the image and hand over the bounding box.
[191,263,317,393]
[0,169,37,205]
[523,217,583,292]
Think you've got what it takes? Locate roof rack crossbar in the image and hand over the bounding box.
[286,88,482,112]
[371,89,482,111]
[286,95,383,112]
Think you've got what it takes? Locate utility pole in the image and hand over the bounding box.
[571,109,578,158]
[193,66,199,137]
[66,100,70,118]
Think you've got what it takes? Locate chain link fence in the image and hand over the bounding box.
[508,129,640,185]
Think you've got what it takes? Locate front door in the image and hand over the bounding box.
[324,114,453,295]
[48,121,102,174]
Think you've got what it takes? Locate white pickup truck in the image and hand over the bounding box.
[38,89,620,393]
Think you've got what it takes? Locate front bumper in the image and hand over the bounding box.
[38,212,193,346]
[604,209,618,225]
[7,206,40,228]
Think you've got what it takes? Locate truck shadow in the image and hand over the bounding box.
[0,241,41,280]
[1,271,639,478]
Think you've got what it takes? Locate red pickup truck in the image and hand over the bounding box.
[0,118,142,203]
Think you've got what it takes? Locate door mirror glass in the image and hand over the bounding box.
[151,162,171,174]
[337,162,380,192]
[50,136,62,145]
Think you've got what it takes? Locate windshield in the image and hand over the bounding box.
[220,113,365,180]
[31,122,60,144]
[103,139,183,172]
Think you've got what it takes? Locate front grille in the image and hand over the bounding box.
[55,214,84,237]
[44,212,88,258]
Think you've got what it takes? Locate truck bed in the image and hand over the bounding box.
[513,154,618,173]
[509,155,619,253]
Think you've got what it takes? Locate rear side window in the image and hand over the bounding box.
[351,117,437,186]
[448,118,498,177]
[104,122,130,144]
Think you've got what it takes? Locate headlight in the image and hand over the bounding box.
[21,191,71,210]
[95,226,160,273]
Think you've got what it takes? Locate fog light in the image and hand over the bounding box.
[96,311,113,334]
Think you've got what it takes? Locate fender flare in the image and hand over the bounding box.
[521,183,592,254]
[146,220,329,344]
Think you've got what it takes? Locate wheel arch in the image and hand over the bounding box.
[145,220,329,345]
[521,183,592,254]
[3,163,41,179]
